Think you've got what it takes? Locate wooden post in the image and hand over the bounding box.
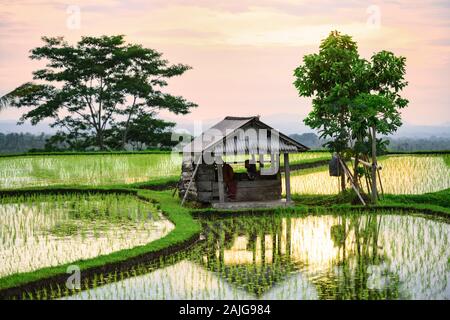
[377,167,384,197]
[339,153,346,191]
[284,153,291,202]
[353,154,360,189]
[371,126,378,204]
[216,157,225,203]
[181,157,201,207]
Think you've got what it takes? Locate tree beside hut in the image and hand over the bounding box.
[293,31,408,203]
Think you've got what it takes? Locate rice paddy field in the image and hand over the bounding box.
[0,153,182,189]
[284,154,450,195]
[0,193,173,277]
[54,211,450,300]
[0,152,330,189]
[0,151,449,301]
[1,153,449,196]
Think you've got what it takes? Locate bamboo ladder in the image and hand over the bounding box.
[180,157,202,207]
[337,157,366,205]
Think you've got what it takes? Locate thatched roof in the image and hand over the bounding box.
[183,116,309,155]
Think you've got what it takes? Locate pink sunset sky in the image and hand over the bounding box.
[0,0,449,128]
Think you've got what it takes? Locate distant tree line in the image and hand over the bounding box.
[0,131,448,154]
[44,116,181,152]
[385,136,450,152]
[290,133,325,150]
[0,133,50,153]
[0,125,191,154]
[290,132,450,152]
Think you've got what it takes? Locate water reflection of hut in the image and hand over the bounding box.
[180,116,309,209]
[199,214,393,299]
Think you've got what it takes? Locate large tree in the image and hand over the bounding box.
[294,31,363,190]
[294,31,408,197]
[2,35,196,149]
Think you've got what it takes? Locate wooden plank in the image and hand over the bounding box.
[197,164,215,175]
[236,179,281,188]
[236,191,281,201]
[217,160,225,203]
[197,180,212,192]
[211,179,281,190]
[198,191,213,202]
[212,200,294,210]
[338,157,366,206]
[196,173,215,181]
[284,153,291,202]
[212,186,281,200]
[235,189,281,202]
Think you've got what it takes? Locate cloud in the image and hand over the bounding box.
[0,0,449,125]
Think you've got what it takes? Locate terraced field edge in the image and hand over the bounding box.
[0,188,202,299]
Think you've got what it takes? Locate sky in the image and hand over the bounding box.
[0,0,449,130]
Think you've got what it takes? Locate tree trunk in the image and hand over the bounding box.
[97,130,104,150]
[353,153,360,190]
[339,153,346,192]
[371,126,377,204]
[121,97,137,149]
[121,114,133,149]
[121,128,129,149]
[338,113,347,192]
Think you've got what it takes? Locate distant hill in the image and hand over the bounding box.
[1,113,450,153]
[2,114,450,139]
[167,113,450,139]
[289,133,326,149]
[289,132,450,152]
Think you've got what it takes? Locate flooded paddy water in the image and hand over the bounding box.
[61,210,450,300]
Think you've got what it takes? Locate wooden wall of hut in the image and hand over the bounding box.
[180,158,282,203]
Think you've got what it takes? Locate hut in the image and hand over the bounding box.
[180,116,309,209]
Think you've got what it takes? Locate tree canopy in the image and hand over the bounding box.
[293,30,408,193]
[2,35,197,150]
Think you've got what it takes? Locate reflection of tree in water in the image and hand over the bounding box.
[196,216,299,297]
[196,213,402,300]
[313,214,400,300]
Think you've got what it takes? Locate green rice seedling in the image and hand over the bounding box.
[0,153,182,189]
[285,155,450,195]
[0,193,174,277]
[0,152,332,189]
